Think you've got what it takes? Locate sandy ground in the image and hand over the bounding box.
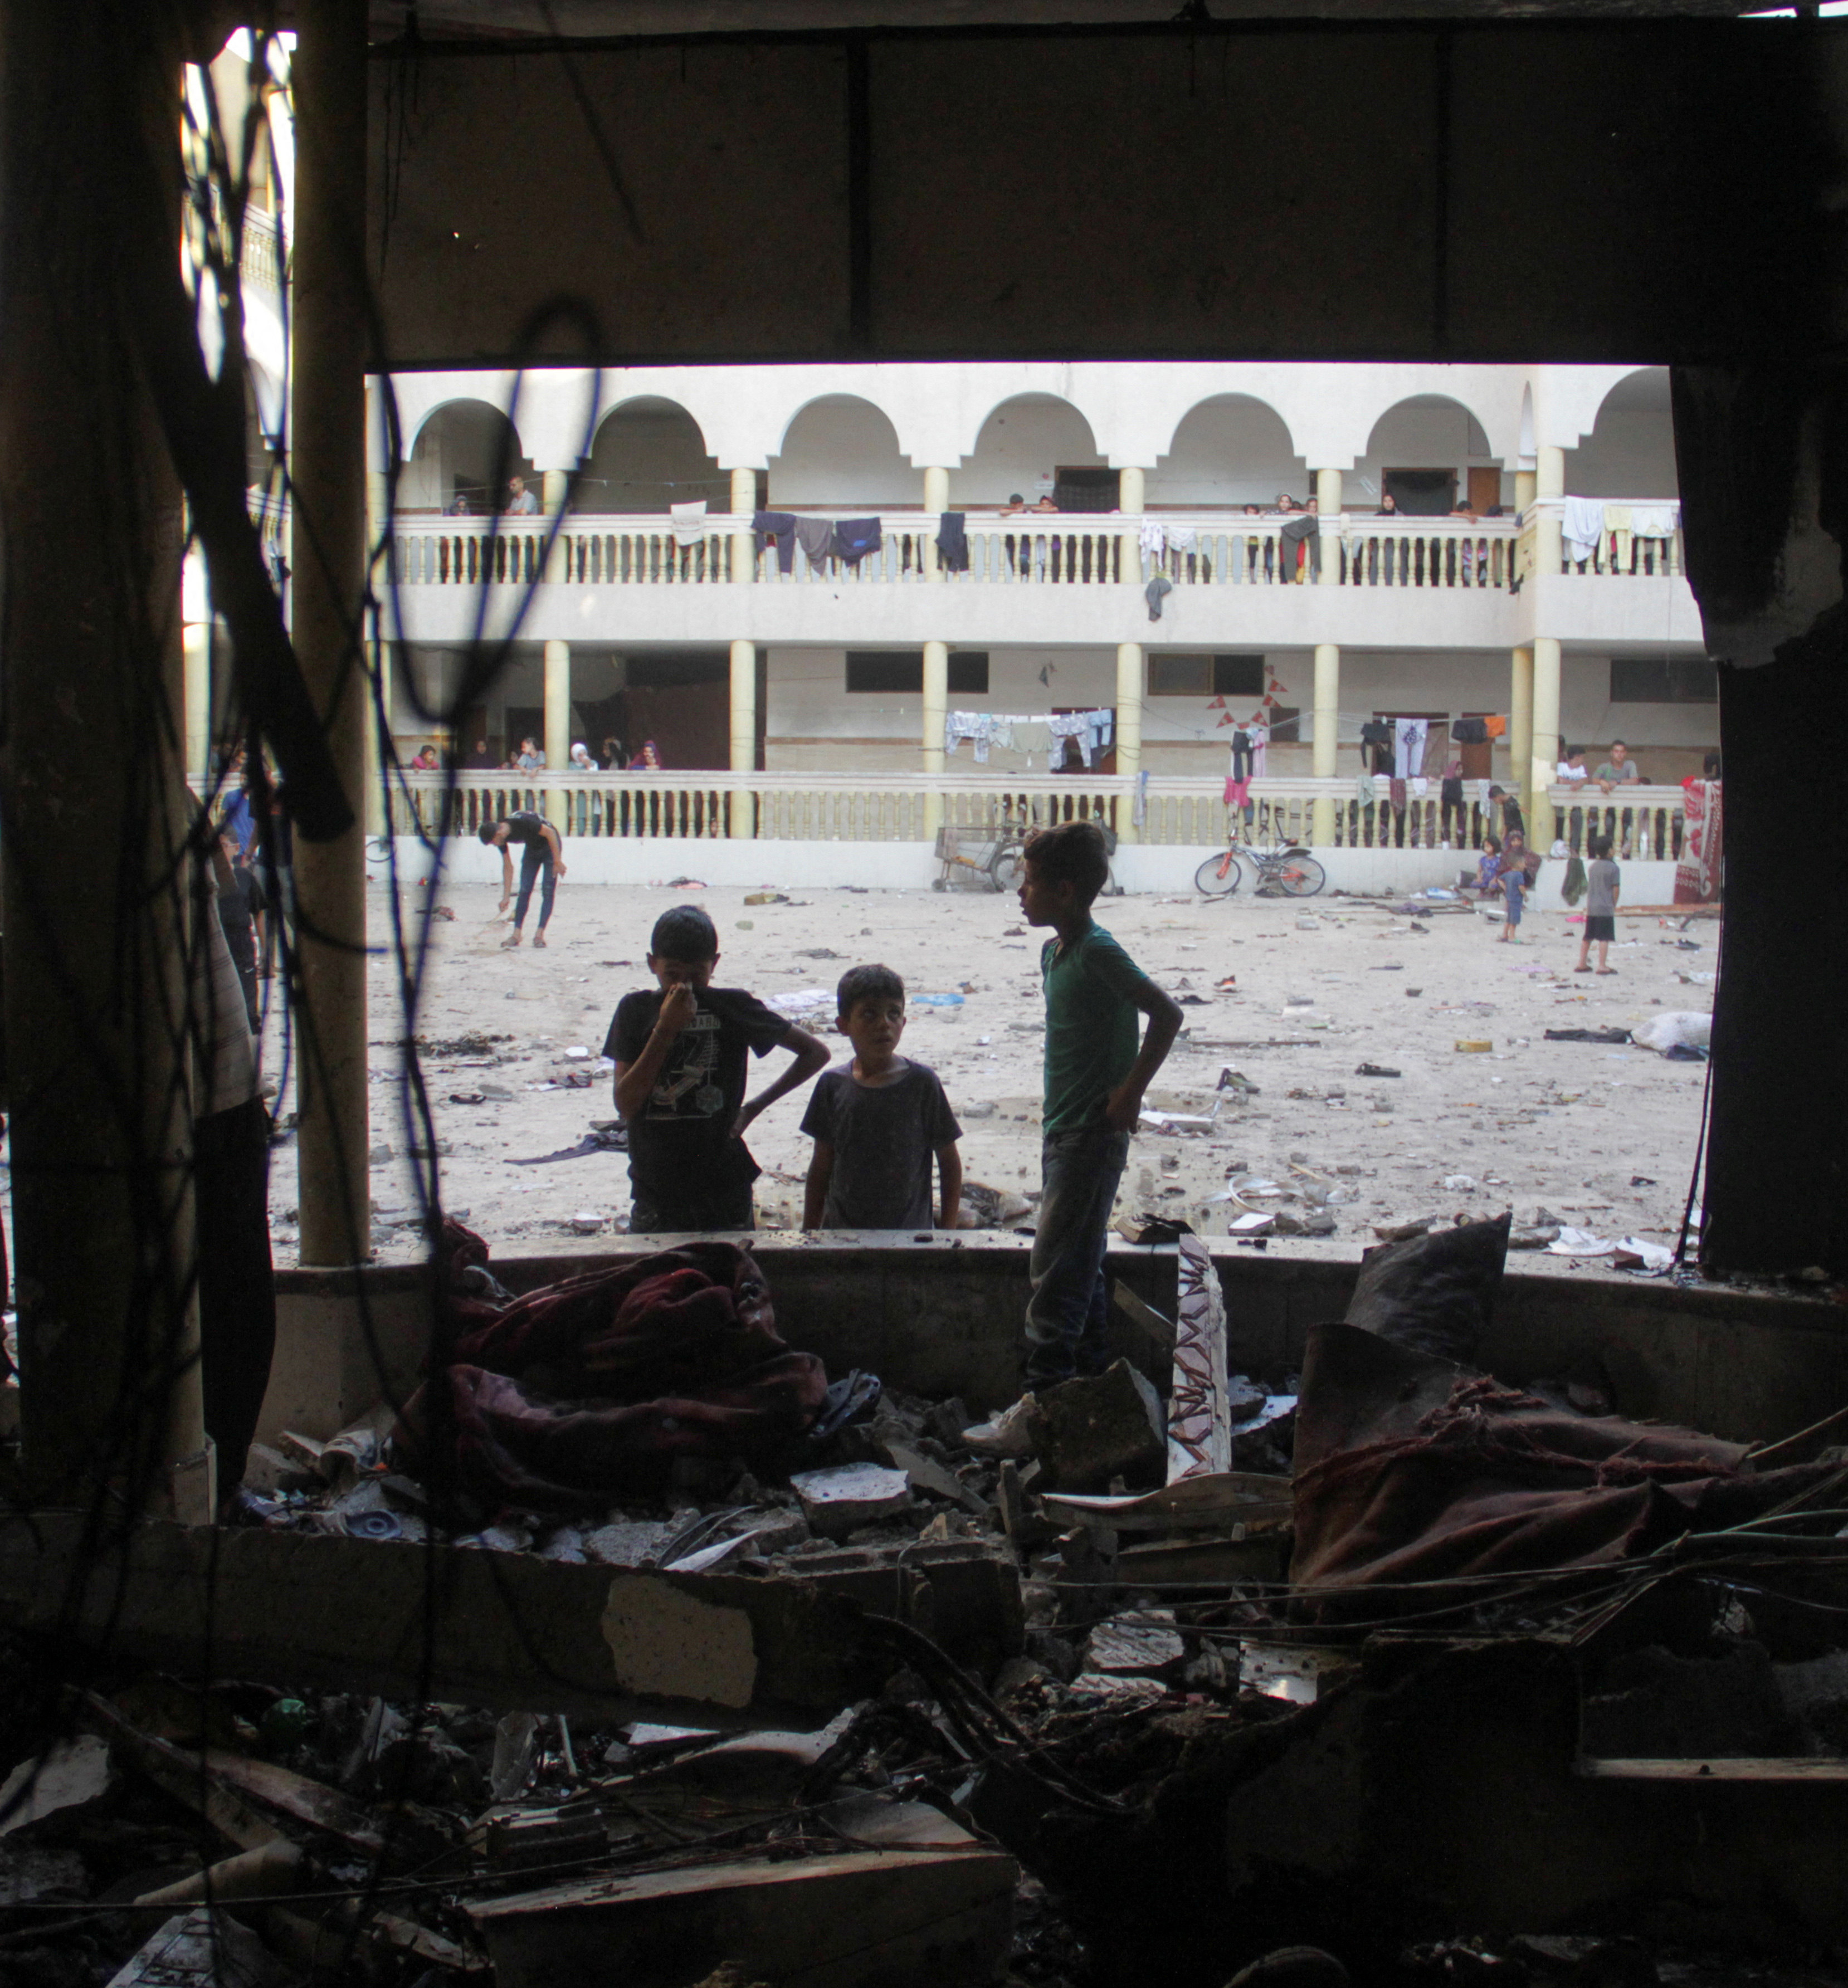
[261,878,1716,1277]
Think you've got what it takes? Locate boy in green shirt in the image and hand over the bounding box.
[968,822,1181,1447]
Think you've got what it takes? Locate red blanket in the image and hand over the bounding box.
[1291,1321,1835,1614]
[394,1225,828,1510]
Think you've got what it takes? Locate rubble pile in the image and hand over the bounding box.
[11,1222,1848,1986]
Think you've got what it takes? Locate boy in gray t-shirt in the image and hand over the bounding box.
[1576,836,1621,975]
[801,964,962,1230]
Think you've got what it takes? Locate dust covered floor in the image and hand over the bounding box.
[259,881,1715,1272]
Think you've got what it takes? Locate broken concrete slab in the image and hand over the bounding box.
[1027,1359,1166,1493]
[582,1521,675,1568]
[104,1909,298,1988]
[2,1516,880,1727]
[765,1538,1025,1674]
[1038,1471,1291,1536]
[468,1845,1017,1988]
[0,1734,114,1837]
[882,1442,993,1517]
[789,1463,913,1539]
[1085,1612,1186,1676]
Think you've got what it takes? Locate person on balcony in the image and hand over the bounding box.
[410,744,440,771]
[1595,740,1643,856]
[515,736,545,773]
[631,739,663,770]
[463,737,494,770]
[569,741,598,772]
[481,809,567,950]
[505,474,539,516]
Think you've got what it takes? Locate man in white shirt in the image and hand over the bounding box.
[1556,748,1588,785]
[506,475,539,516]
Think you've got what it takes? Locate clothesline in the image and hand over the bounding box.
[944,707,1115,767]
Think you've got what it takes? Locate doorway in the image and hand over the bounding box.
[1382,467,1456,516]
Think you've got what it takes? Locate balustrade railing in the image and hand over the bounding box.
[385,770,1683,856]
[386,511,1535,594]
[380,505,1687,594]
[1537,499,1685,578]
[1545,783,1686,860]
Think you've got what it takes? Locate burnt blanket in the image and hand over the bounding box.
[394,1225,828,1509]
[1291,1321,1836,1614]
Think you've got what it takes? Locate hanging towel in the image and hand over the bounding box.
[1410,775,1429,798]
[832,517,884,566]
[1484,713,1506,739]
[1562,495,1605,565]
[1357,774,1377,807]
[1359,718,1393,774]
[1476,779,1494,808]
[1139,517,1166,562]
[1602,504,1634,534]
[1393,717,1428,779]
[753,510,797,574]
[1451,716,1488,745]
[1145,575,1173,621]
[936,511,970,573]
[1631,502,1679,540]
[1225,776,1251,810]
[1230,730,1254,783]
[794,515,835,576]
[670,500,709,547]
[1247,720,1269,777]
[1389,777,1407,814]
[1134,769,1149,830]
[1164,523,1197,553]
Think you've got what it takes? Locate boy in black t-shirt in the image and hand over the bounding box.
[607,905,830,1233]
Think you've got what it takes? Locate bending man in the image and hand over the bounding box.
[480,809,567,949]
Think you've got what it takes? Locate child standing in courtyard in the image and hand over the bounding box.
[1495,829,1530,944]
[801,965,963,1231]
[1576,835,1622,974]
[608,904,830,1233]
[966,821,1182,1451]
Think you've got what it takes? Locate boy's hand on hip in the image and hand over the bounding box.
[657,983,698,1037]
[729,1101,760,1141]
[1103,1085,1142,1134]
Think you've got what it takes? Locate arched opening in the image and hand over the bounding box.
[1148,395,1306,508]
[402,400,536,515]
[768,395,911,507]
[1565,367,1678,498]
[1357,395,1504,516]
[951,394,1114,510]
[577,397,726,514]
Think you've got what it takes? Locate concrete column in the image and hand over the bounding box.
[1119,467,1146,582]
[1115,642,1143,844]
[921,640,948,843]
[1535,445,1566,575]
[292,0,371,1270]
[543,639,571,823]
[923,466,949,579]
[184,621,211,784]
[1515,468,1537,514]
[542,468,569,515]
[0,0,205,1508]
[1315,468,1342,585]
[1530,637,1562,851]
[1509,645,1535,822]
[730,465,757,582]
[729,638,757,839]
[1312,643,1340,844]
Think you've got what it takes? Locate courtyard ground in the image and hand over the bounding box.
[262,877,1716,1278]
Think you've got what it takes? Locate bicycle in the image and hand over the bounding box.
[1194,833,1325,899]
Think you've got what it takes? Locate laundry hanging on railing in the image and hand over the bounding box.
[1628,502,1680,540]
[753,510,797,574]
[944,712,994,763]
[1139,517,1165,562]
[794,516,835,576]
[1145,575,1173,621]
[1562,496,1605,565]
[936,512,969,573]
[1393,717,1428,780]
[670,500,709,546]
[832,517,884,566]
